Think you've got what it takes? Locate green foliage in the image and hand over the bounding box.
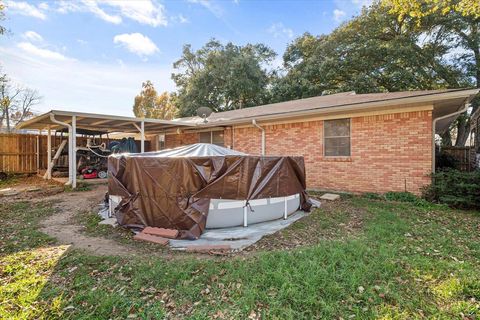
[0,201,56,254]
[362,192,384,200]
[383,0,480,21]
[424,169,480,209]
[361,191,436,208]
[382,0,480,146]
[269,1,478,147]
[0,3,5,36]
[384,191,419,202]
[435,150,459,170]
[64,182,91,192]
[0,201,65,319]
[172,39,276,117]
[271,3,470,103]
[0,174,18,188]
[370,191,435,208]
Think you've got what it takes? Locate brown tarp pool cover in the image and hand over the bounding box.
[108,144,311,239]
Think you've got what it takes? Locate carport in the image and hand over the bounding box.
[16,110,194,189]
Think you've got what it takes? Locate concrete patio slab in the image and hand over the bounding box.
[319,193,340,201]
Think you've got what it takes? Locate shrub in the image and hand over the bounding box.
[384,191,418,202]
[435,151,459,170]
[362,192,383,200]
[424,169,480,209]
[383,191,433,207]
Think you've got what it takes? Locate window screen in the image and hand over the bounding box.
[199,132,211,143]
[199,131,224,146]
[324,118,351,157]
[212,131,224,146]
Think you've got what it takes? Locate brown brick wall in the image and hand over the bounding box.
[165,132,199,149]
[164,110,433,194]
[233,110,433,194]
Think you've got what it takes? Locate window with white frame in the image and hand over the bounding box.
[199,131,224,146]
[158,134,165,150]
[324,118,351,157]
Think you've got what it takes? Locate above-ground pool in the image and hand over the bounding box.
[109,193,301,229]
[206,194,301,228]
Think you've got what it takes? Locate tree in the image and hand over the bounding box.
[0,2,6,36]
[133,81,178,120]
[0,73,41,132]
[383,0,480,146]
[383,0,479,20]
[172,39,276,117]
[272,3,469,103]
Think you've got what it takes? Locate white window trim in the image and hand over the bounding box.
[323,118,352,157]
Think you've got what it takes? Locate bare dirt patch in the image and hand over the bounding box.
[36,184,143,257]
[0,175,64,201]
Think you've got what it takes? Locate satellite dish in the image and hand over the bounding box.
[196,107,213,123]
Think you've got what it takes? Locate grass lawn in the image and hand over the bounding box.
[0,196,479,319]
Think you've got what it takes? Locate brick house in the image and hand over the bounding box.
[154,89,479,194]
[17,88,479,193]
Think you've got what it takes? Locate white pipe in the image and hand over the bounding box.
[133,122,145,153]
[252,119,265,156]
[36,134,40,174]
[46,126,51,179]
[49,114,72,185]
[284,197,288,220]
[432,102,470,173]
[71,116,77,189]
[141,120,145,153]
[243,201,248,227]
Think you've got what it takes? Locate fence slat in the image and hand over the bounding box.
[441,146,476,172]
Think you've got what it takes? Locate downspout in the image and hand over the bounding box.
[50,114,73,185]
[432,102,470,173]
[252,119,265,156]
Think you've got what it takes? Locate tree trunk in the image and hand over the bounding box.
[5,105,10,132]
[454,112,469,146]
[440,130,452,146]
[453,22,479,146]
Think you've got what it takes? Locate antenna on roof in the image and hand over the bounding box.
[196,107,213,123]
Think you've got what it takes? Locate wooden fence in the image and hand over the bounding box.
[0,134,39,174]
[0,133,151,174]
[441,146,477,172]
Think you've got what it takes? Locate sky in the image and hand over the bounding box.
[1,0,370,117]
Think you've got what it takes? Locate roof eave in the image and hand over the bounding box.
[195,88,480,127]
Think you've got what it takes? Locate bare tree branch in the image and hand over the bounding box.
[0,72,41,132]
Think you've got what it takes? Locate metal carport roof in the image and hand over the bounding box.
[16,110,195,134]
[15,110,196,190]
